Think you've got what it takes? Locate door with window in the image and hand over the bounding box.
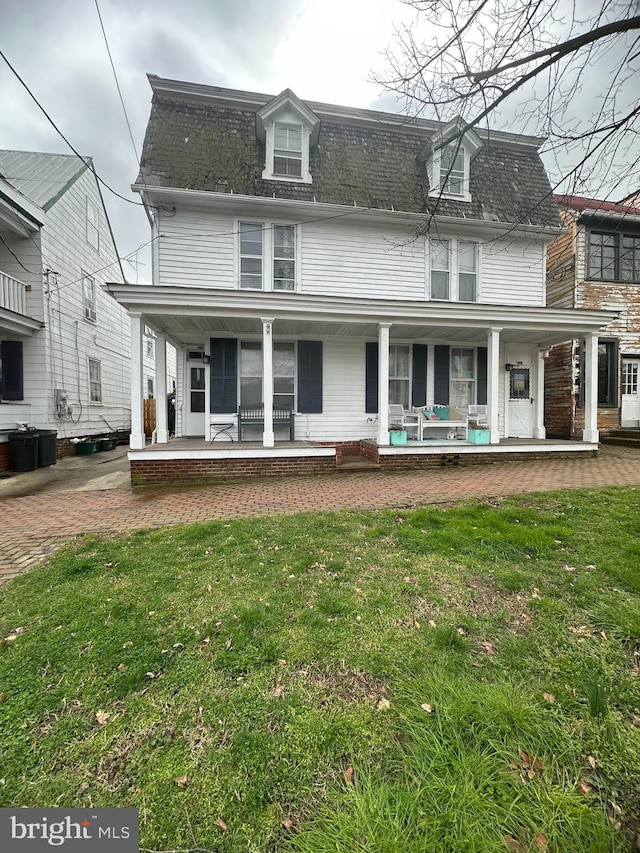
[507,365,533,437]
[185,351,206,436]
[621,358,640,427]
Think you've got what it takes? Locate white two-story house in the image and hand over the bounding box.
[0,150,131,470]
[108,76,616,483]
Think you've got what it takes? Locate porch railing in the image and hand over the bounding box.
[0,270,30,316]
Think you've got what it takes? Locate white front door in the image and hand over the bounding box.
[621,358,640,428]
[184,360,206,436]
[507,364,533,437]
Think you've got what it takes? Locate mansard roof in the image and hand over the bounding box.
[137,75,561,229]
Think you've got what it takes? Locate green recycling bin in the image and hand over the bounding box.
[8,430,39,472]
[37,429,58,467]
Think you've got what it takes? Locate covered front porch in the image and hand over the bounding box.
[106,284,616,482]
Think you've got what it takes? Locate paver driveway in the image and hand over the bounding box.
[1,443,639,585]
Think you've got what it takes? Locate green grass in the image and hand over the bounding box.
[0,486,639,852]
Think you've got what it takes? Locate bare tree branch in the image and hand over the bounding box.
[454,14,640,83]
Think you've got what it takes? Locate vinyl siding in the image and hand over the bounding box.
[301,220,426,299]
[481,238,546,306]
[36,169,130,438]
[158,210,235,287]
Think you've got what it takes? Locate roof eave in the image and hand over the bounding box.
[132,184,562,240]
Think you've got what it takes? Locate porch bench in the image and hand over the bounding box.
[418,419,467,440]
[237,406,295,442]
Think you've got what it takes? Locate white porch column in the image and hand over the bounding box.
[377,323,391,445]
[262,317,275,447]
[155,334,169,443]
[583,331,600,443]
[129,313,146,449]
[487,327,501,444]
[534,347,547,439]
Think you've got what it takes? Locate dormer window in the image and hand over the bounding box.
[256,89,320,185]
[440,144,465,196]
[422,118,483,204]
[274,123,302,177]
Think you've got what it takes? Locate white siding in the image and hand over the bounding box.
[156,206,548,308]
[204,335,503,443]
[301,221,426,300]
[37,169,130,438]
[480,238,546,306]
[158,209,235,287]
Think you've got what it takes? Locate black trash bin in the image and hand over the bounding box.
[37,429,58,467]
[8,429,39,472]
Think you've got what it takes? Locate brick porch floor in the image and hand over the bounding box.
[1,443,639,586]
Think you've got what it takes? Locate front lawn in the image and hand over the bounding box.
[1,487,639,852]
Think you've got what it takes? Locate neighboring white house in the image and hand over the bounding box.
[142,324,177,399]
[0,150,131,469]
[108,76,616,483]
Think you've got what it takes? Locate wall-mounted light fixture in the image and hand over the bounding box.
[202,354,211,365]
[505,363,514,371]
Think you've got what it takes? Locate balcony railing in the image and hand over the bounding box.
[0,270,30,316]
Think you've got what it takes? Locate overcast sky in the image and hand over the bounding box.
[1,0,637,285]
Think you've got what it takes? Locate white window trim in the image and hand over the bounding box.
[427,238,480,302]
[263,120,313,184]
[88,357,102,404]
[234,219,301,292]
[82,273,97,323]
[86,198,100,250]
[428,144,472,203]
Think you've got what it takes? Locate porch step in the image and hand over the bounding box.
[338,455,380,470]
[601,430,640,447]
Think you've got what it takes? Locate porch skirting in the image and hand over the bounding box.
[129,445,336,485]
[128,438,597,485]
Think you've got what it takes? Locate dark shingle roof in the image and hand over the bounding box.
[138,82,561,229]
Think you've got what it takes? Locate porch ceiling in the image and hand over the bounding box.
[106,283,618,348]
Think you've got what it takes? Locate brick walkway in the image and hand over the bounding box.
[1,444,639,586]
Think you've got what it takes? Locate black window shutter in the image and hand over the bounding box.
[1,340,23,401]
[298,340,323,413]
[365,342,378,413]
[477,347,487,405]
[434,345,450,404]
[210,337,237,413]
[411,344,427,407]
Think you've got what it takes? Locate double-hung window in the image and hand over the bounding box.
[83,274,96,322]
[273,226,295,290]
[88,358,102,403]
[579,337,619,407]
[239,221,297,291]
[429,239,478,301]
[240,341,295,408]
[588,231,640,282]
[389,345,410,408]
[430,240,450,300]
[240,222,263,289]
[144,325,155,358]
[86,198,99,250]
[440,144,465,196]
[450,347,475,408]
[273,123,302,177]
[458,242,477,301]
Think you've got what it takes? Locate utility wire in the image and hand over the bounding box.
[0,48,147,208]
[93,0,141,165]
[0,232,40,275]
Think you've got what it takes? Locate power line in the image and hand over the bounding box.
[48,237,158,294]
[93,0,141,166]
[0,232,40,275]
[0,48,146,208]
